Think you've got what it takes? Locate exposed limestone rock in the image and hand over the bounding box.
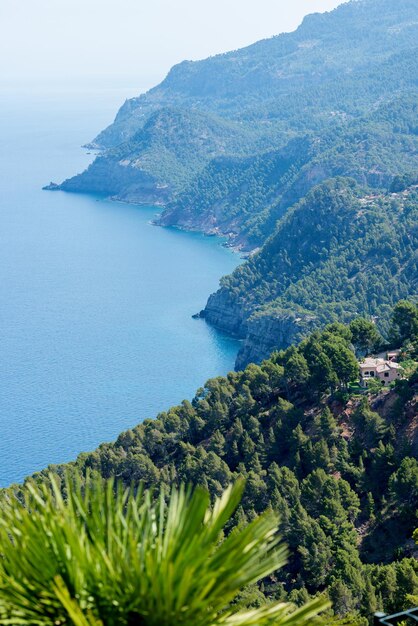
[235,312,315,370]
[202,288,248,338]
[203,287,316,370]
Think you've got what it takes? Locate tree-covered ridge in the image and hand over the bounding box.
[157,136,316,246]
[93,0,418,148]
[204,179,417,366]
[31,305,418,621]
[58,108,276,203]
[55,0,418,215]
[160,94,418,248]
[224,180,418,321]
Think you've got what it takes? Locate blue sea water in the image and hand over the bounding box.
[0,85,240,486]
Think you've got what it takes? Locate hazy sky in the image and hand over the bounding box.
[1,0,343,91]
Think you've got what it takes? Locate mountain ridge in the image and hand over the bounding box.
[54,0,418,208]
[205,180,418,368]
[48,0,418,368]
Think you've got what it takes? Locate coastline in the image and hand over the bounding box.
[43,183,250,256]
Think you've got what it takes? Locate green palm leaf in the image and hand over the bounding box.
[0,474,329,625]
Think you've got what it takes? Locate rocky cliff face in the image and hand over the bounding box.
[234,312,314,370]
[202,288,248,338]
[202,287,315,370]
[57,156,172,205]
[157,201,250,251]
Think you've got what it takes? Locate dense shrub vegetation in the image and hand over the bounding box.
[163,95,418,247]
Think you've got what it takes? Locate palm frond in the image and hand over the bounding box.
[0,474,330,625]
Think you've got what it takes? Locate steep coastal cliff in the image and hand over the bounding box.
[202,286,316,370]
[55,156,172,205]
[53,108,268,206]
[202,288,248,338]
[203,180,418,369]
[234,313,311,369]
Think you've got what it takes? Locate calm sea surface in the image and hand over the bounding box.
[0,85,240,486]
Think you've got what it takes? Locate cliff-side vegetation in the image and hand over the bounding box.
[205,180,417,366]
[160,95,418,248]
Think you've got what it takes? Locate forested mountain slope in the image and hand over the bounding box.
[52,0,418,212]
[204,181,418,368]
[56,108,274,204]
[93,0,418,148]
[50,0,418,365]
[30,304,418,621]
[159,95,418,248]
